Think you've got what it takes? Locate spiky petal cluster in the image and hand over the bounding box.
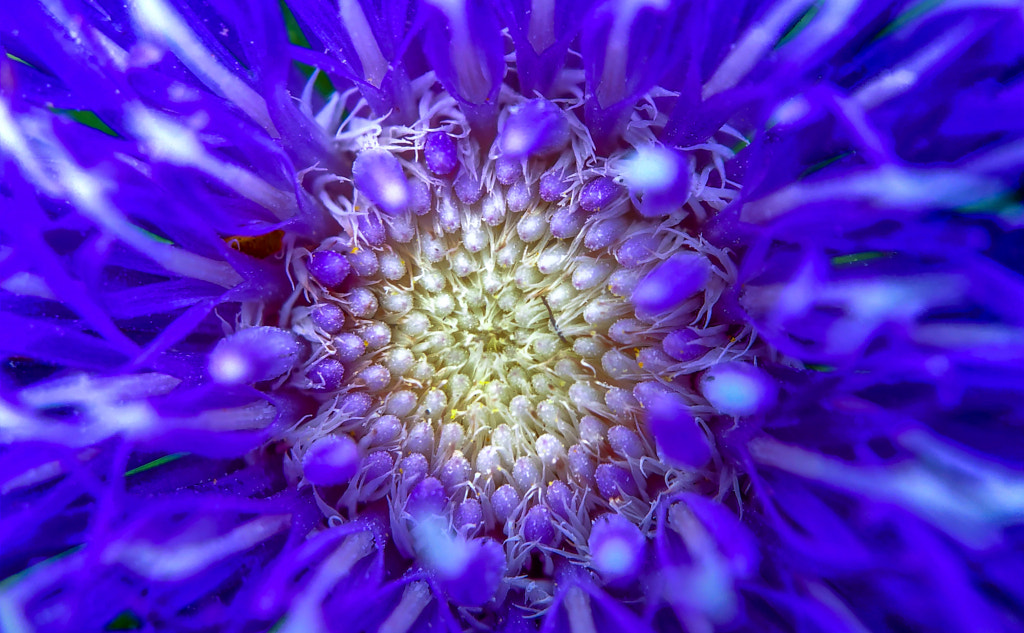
[2,1,1024,633]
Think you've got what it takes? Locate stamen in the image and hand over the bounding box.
[424,131,459,176]
[302,434,360,485]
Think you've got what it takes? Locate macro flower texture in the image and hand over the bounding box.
[3,0,1024,631]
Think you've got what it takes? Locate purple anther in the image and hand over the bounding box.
[385,390,418,417]
[580,416,606,444]
[407,476,448,516]
[595,464,639,499]
[409,179,432,216]
[549,206,587,239]
[513,457,540,490]
[507,178,535,213]
[303,435,360,486]
[424,131,459,176]
[306,358,345,391]
[369,415,402,445]
[441,453,472,493]
[438,195,462,234]
[491,484,521,524]
[310,304,345,334]
[608,426,645,459]
[307,250,351,288]
[454,169,482,205]
[632,381,672,409]
[482,190,506,226]
[405,421,434,455]
[387,211,416,243]
[495,155,522,185]
[357,211,387,246]
[637,347,674,372]
[356,364,391,392]
[337,391,372,417]
[522,505,557,545]
[568,444,596,484]
[663,329,705,361]
[615,234,660,268]
[364,451,395,481]
[580,176,622,212]
[584,216,629,251]
[607,269,643,297]
[545,481,572,519]
[608,318,650,345]
[334,332,365,362]
[344,287,378,318]
[455,499,484,535]
[360,322,391,350]
[605,387,640,417]
[400,453,429,486]
[347,249,379,277]
[540,169,569,202]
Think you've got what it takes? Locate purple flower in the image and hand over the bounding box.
[3,1,1024,632]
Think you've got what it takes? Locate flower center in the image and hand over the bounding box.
[284,86,751,587]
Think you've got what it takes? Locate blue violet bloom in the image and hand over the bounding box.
[2,1,1024,632]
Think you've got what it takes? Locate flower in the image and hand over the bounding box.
[2,1,1024,632]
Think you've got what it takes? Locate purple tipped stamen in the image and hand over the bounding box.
[580,176,623,212]
[306,358,346,391]
[424,131,459,176]
[303,435,361,486]
[307,250,352,288]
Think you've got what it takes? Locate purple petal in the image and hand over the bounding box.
[352,149,411,215]
[645,389,710,468]
[208,326,302,384]
[630,252,710,313]
[499,99,570,159]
